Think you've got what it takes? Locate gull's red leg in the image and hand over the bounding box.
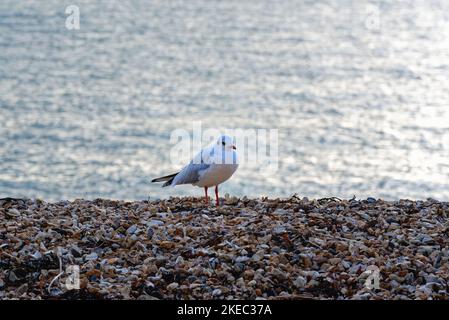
[204,187,209,205]
[215,185,219,206]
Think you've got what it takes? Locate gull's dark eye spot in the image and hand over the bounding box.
[222,141,226,146]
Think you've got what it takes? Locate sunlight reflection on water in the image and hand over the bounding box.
[1,0,449,201]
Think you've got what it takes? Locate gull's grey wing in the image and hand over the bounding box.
[170,161,210,186]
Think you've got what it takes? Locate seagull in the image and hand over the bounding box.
[151,135,239,206]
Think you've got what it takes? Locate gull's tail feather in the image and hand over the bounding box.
[151,172,179,187]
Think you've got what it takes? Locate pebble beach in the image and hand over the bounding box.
[0,196,448,300]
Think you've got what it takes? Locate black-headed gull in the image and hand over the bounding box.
[152,135,239,206]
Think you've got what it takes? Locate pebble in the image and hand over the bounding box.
[126,225,138,235]
[235,256,249,263]
[7,208,20,216]
[49,288,63,297]
[352,293,372,300]
[148,220,164,227]
[8,271,19,283]
[248,280,257,287]
[85,252,98,261]
[212,289,222,296]
[71,246,82,257]
[174,256,184,266]
[294,276,307,288]
[273,226,286,235]
[30,251,42,260]
[16,283,28,296]
[418,234,434,244]
[271,268,287,281]
[167,282,179,291]
[251,250,265,262]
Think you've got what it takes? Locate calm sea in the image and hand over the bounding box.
[1,0,449,201]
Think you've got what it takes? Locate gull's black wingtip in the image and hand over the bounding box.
[151,172,179,184]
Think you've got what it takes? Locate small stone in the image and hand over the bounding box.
[415,285,432,298]
[126,225,138,234]
[8,271,19,283]
[7,208,20,217]
[425,275,441,284]
[225,195,239,205]
[349,263,366,274]
[175,256,184,265]
[189,283,203,290]
[404,273,415,284]
[235,256,249,263]
[390,280,399,288]
[85,252,98,261]
[16,283,28,295]
[71,246,82,257]
[137,294,157,300]
[352,293,371,300]
[30,251,42,260]
[234,263,245,273]
[357,212,370,220]
[167,282,179,291]
[243,269,254,280]
[301,256,313,268]
[147,227,154,238]
[273,209,288,215]
[236,277,245,287]
[49,288,63,297]
[148,220,164,227]
[273,226,286,235]
[294,276,307,288]
[155,256,168,267]
[271,268,287,281]
[419,235,434,244]
[252,250,264,262]
[328,258,341,265]
[212,289,222,296]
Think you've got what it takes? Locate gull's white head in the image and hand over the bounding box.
[216,135,236,151]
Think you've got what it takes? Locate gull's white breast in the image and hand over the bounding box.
[194,163,238,187]
[193,149,238,187]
